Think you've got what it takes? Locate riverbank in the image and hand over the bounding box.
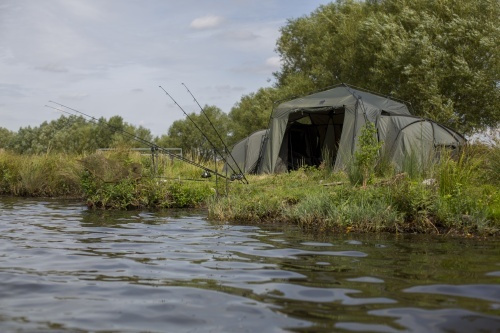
[0,146,498,236]
[209,169,499,237]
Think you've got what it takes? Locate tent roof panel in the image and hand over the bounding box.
[274,85,411,119]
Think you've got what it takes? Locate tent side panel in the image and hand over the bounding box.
[333,105,357,170]
[224,137,249,174]
[245,130,267,173]
[258,114,290,173]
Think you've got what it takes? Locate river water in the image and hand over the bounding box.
[0,197,499,333]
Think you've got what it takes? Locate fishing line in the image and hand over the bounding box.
[45,102,233,181]
[158,86,245,183]
[181,83,248,184]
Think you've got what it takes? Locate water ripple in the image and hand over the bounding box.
[1,198,499,332]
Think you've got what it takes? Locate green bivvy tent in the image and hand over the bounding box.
[224,129,268,174]
[227,84,465,174]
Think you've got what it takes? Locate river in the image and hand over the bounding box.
[0,197,499,332]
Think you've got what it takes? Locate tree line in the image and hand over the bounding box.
[1,0,498,156]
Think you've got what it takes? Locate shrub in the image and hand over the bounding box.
[349,122,383,187]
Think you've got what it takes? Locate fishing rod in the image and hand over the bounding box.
[45,102,233,181]
[158,86,247,183]
[181,83,247,184]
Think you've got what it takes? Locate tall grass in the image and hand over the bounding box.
[80,150,218,209]
[430,144,499,231]
[1,143,498,235]
[0,152,82,197]
[209,142,500,236]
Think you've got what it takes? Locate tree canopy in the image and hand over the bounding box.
[1,115,153,154]
[157,105,231,160]
[274,0,500,135]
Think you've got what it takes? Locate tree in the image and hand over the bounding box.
[6,115,153,154]
[274,0,500,135]
[0,127,16,150]
[159,105,230,160]
[228,88,280,144]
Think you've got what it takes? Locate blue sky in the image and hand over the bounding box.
[0,0,332,136]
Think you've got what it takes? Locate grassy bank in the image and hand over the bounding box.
[0,144,498,236]
[0,150,216,209]
[208,144,500,236]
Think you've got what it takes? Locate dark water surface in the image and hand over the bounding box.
[1,197,499,333]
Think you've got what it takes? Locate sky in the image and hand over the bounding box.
[0,0,332,137]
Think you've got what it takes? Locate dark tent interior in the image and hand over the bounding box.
[278,107,346,170]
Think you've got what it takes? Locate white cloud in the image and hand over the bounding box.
[190,15,224,29]
[265,56,282,69]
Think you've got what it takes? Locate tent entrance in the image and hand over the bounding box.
[281,108,345,171]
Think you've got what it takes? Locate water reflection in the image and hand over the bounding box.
[337,308,500,333]
[0,198,499,332]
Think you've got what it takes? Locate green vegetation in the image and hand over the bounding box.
[0,150,216,209]
[0,115,155,155]
[0,142,498,236]
[0,151,82,197]
[274,0,499,136]
[79,150,218,209]
[208,143,500,236]
[349,122,383,188]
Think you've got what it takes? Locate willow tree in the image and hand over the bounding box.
[274,0,500,135]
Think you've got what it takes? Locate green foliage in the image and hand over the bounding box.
[349,122,383,187]
[0,152,82,197]
[167,182,213,208]
[228,87,282,144]
[437,149,478,197]
[0,152,22,194]
[0,127,16,149]
[79,150,217,209]
[158,105,230,160]
[274,0,500,134]
[83,175,213,210]
[483,139,500,186]
[5,115,153,155]
[209,144,499,235]
[388,178,436,226]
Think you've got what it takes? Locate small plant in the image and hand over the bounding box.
[349,122,383,188]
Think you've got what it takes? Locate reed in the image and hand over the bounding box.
[0,152,83,197]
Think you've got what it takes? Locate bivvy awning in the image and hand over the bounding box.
[226,84,465,174]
